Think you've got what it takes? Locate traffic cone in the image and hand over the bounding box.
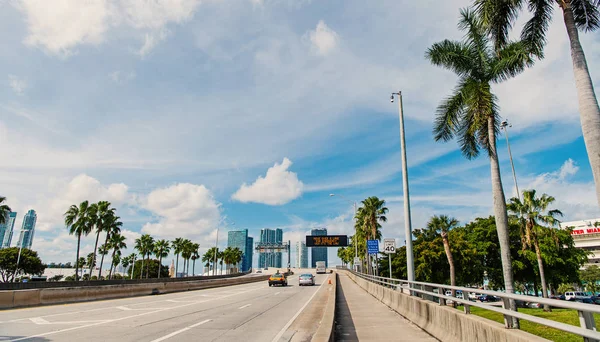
[328,279,332,285]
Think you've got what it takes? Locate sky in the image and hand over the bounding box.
[1,0,599,269]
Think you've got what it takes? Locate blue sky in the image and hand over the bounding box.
[1,0,599,267]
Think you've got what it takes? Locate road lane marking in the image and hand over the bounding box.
[239,304,251,309]
[274,292,281,295]
[7,287,263,342]
[29,317,50,325]
[116,306,133,310]
[149,319,211,342]
[270,274,331,342]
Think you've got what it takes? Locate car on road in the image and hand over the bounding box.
[268,273,287,287]
[299,274,315,286]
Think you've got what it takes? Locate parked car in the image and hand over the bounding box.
[590,296,600,305]
[565,291,588,300]
[478,295,501,302]
[526,302,542,308]
[298,274,315,286]
[569,297,595,304]
[550,295,565,300]
[468,292,481,301]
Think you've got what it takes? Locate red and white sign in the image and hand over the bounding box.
[571,228,600,235]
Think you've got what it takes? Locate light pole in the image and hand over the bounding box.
[501,120,520,201]
[390,91,415,283]
[329,194,358,271]
[13,229,28,282]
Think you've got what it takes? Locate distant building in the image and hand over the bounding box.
[0,212,17,248]
[560,218,600,267]
[296,241,308,268]
[227,229,254,272]
[258,228,283,268]
[17,210,37,249]
[311,228,328,267]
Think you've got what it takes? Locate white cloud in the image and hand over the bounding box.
[232,158,304,205]
[137,30,168,56]
[109,70,136,84]
[306,20,339,56]
[142,183,222,240]
[8,75,27,95]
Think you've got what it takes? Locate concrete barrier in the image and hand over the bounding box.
[1,275,270,309]
[345,271,547,342]
[311,272,337,342]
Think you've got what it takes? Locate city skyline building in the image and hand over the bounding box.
[258,228,283,268]
[0,212,17,248]
[227,229,254,272]
[296,241,308,268]
[17,209,37,249]
[311,228,328,267]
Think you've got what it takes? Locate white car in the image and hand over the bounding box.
[299,274,315,286]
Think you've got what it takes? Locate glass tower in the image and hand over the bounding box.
[310,228,328,267]
[227,229,254,272]
[258,228,283,268]
[17,210,37,249]
[296,241,308,268]
[0,212,17,248]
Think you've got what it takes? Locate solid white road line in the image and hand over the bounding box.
[238,304,251,309]
[29,317,50,324]
[270,274,331,342]
[8,287,262,342]
[149,319,211,342]
[274,292,281,296]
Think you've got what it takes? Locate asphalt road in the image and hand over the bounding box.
[0,272,330,342]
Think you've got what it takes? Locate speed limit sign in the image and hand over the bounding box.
[383,238,396,254]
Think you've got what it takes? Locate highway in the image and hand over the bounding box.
[0,272,330,342]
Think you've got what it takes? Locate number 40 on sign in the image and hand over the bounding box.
[383,238,396,254]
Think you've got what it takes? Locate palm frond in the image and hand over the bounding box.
[474,0,525,50]
[572,0,600,32]
[433,87,465,142]
[522,0,554,58]
[458,8,493,60]
[425,39,475,77]
[492,40,535,82]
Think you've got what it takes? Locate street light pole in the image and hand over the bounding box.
[391,91,415,283]
[501,120,520,201]
[13,229,27,282]
[214,220,234,276]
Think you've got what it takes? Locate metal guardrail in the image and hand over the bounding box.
[0,270,252,290]
[347,269,600,342]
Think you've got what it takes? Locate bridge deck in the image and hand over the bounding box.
[336,273,438,341]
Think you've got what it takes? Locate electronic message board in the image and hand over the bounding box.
[305,235,348,247]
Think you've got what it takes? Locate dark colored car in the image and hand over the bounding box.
[569,297,595,304]
[478,295,501,302]
[550,295,566,300]
[268,273,287,287]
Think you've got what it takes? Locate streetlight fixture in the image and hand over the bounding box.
[329,194,359,271]
[390,91,415,283]
[500,119,520,201]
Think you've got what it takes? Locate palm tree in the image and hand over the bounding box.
[426,9,534,325]
[88,201,113,278]
[181,239,193,276]
[474,0,600,206]
[427,215,459,296]
[223,247,234,274]
[138,234,155,278]
[191,243,200,276]
[98,213,122,279]
[111,253,121,279]
[65,200,93,281]
[507,189,563,312]
[86,252,96,271]
[134,236,146,279]
[98,244,110,279]
[0,197,11,225]
[233,247,243,272]
[108,233,127,279]
[154,239,171,279]
[356,196,388,275]
[172,238,186,278]
[203,247,218,275]
[121,254,132,278]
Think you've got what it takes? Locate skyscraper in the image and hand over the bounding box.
[311,228,328,267]
[296,241,308,268]
[258,228,283,268]
[17,210,36,249]
[227,229,254,272]
[0,212,17,248]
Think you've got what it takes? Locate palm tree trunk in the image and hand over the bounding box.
[108,249,117,280]
[488,116,519,328]
[139,259,144,279]
[175,254,179,278]
[98,233,110,279]
[193,260,196,276]
[158,256,162,279]
[75,233,81,281]
[562,4,600,207]
[442,236,456,293]
[90,230,100,277]
[146,253,150,278]
[533,237,551,311]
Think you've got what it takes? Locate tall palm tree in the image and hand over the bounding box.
[65,201,92,281]
[0,197,11,225]
[427,215,459,295]
[134,236,146,279]
[232,247,243,273]
[223,247,233,274]
[172,238,185,278]
[110,253,121,279]
[356,196,387,274]
[191,243,200,276]
[88,201,113,278]
[140,234,155,278]
[98,244,110,279]
[154,239,170,279]
[98,213,122,279]
[474,0,600,206]
[507,189,563,311]
[181,239,193,277]
[426,9,534,326]
[108,233,127,279]
[203,247,218,275]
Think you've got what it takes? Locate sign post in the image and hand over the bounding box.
[383,238,396,278]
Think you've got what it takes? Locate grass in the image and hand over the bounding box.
[455,305,600,342]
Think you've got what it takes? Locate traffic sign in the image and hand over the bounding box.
[353,257,361,264]
[367,240,379,254]
[383,238,396,254]
[306,235,348,247]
